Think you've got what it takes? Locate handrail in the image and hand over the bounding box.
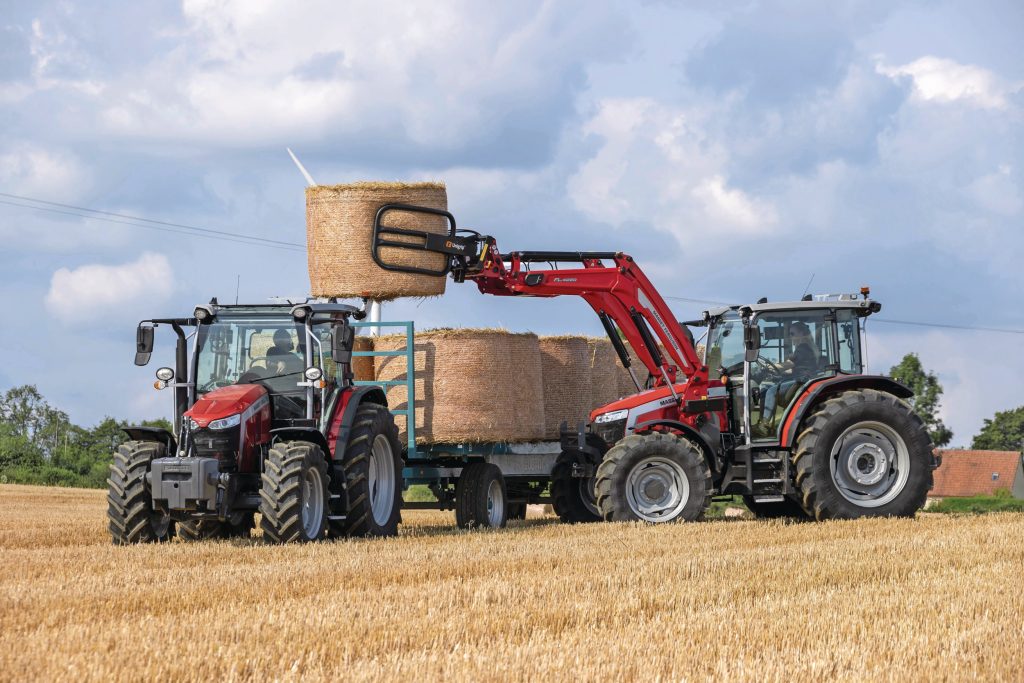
[351,320,416,454]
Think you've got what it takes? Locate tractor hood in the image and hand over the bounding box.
[185,384,268,428]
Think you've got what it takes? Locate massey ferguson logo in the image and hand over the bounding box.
[552,277,578,283]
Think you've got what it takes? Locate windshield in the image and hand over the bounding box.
[195,316,306,395]
[706,313,744,379]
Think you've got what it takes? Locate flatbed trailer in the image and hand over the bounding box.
[352,320,562,527]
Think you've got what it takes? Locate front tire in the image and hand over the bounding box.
[331,402,403,538]
[259,441,329,543]
[107,441,173,545]
[794,389,933,520]
[595,432,711,523]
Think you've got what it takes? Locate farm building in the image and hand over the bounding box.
[930,450,1024,498]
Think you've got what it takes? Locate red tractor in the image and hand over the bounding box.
[108,300,404,544]
[372,205,939,522]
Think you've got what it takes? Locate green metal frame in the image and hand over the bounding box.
[351,320,418,456]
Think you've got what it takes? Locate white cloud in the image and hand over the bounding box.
[45,252,174,321]
[568,98,777,241]
[91,0,625,153]
[0,144,90,200]
[876,56,1021,110]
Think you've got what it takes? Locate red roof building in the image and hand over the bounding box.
[930,450,1024,498]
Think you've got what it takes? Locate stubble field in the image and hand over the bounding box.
[1,483,1022,682]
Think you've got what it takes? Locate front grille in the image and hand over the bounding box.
[192,427,240,466]
[591,419,626,447]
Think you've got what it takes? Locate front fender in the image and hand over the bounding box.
[121,426,177,453]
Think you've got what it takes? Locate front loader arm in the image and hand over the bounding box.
[466,240,707,390]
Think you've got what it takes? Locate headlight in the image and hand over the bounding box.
[155,367,174,381]
[304,366,323,381]
[208,414,241,430]
[595,409,628,423]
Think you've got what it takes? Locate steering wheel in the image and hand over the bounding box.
[752,355,781,381]
[200,379,234,392]
[237,367,268,384]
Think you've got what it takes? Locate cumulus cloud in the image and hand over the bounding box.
[568,98,777,241]
[876,56,1022,110]
[45,252,174,321]
[0,143,90,199]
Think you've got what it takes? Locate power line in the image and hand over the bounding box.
[0,191,304,251]
[662,295,1024,335]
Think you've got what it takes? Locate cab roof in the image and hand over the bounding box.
[703,295,880,319]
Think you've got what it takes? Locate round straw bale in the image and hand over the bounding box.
[352,335,374,382]
[539,336,592,439]
[306,182,449,300]
[374,329,544,445]
[587,338,620,411]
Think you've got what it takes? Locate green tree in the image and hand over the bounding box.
[889,353,953,447]
[972,406,1024,451]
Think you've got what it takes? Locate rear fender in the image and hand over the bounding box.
[779,375,913,448]
[632,419,720,473]
[121,426,177,453]
[327,386,388,460]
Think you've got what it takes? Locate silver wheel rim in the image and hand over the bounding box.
[580,477,601,517]
[829,421,910,508]
[625,456,690,522]
[300,467,325,538]
[369,435,396,526]
[486,478,504,527]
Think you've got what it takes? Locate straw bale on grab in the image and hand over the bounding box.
[306,182,449,300]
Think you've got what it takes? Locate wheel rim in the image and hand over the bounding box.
[579,477,601,517]
[625,456,690,522]
[151,510,171,539]
[829,421,910,508]
[369,434,396,526]
[300,466,325,538]
[486,478,504,527]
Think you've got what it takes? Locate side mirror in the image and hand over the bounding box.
[332,324,354,364]
[135,326,154,366]
[743,324,760,363]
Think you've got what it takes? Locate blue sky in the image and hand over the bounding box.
[0,0,1021,445]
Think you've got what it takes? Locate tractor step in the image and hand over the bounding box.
[753,478,782,484]
[752,457,782,464]
[753,495,785,503]
[327,514,346,521]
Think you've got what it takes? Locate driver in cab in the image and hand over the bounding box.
[756,322,819,433]
[265,329,303,378]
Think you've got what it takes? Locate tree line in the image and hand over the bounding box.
[0,385,170,488]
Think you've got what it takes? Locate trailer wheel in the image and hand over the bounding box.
[107,441,173,545]
[178,512,255,541]
[741,495,810,519]
[595,432,711,523]
[551,451,602,523]
[455,462,508,529]
[331,402,403,538]
[794,389,933,520]
[259,441,329,543]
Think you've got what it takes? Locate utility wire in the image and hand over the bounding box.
[0,191,304,251]
[662,295,1024,335]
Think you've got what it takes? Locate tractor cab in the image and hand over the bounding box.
[703,294,880,443]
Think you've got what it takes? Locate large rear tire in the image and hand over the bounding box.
[107,441,173,545]
[595,432,711,523]
[794,389,933,520]
[259,441,329,543]
[551,450,602,523]
[455,462,508,529]
[331,402,403,538]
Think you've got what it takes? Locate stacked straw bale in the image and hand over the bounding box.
[306,182,449,300]
[587,338,620,410]
[539,336,593,439]
[352,336,375,382]
[374,329,544,444]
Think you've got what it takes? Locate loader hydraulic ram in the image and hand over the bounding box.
[370,204,939,523]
